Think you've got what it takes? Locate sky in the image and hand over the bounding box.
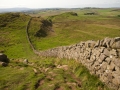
[0,0,120,8]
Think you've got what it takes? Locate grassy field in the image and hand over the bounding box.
[0,8,119,90]
[28,9,120,50]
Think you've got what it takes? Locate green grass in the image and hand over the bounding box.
[0,9,119,90]
[28,9,120,50]
[0,13,35,59]
[0,57,110,90]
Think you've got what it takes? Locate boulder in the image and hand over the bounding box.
[111,37,120,49]
[0,53,9,63]
[23,59,28,64]
[0,61,8,67]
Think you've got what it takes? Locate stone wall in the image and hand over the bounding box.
[39,37,120,90]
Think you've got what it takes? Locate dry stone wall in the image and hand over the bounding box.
[26,18,120,89]
[39,37,120,90]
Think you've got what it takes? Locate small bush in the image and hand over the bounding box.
[118,15,120,17]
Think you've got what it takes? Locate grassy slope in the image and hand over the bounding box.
[0,9,116,90]
[29,9,120,50]
[0,13,35,59]
[0,57,109,90]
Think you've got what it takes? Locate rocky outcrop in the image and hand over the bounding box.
[0,53,9,66]
[39,37,120,90]
[35,19,53,37]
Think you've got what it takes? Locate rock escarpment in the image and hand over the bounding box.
[39,37,120,90]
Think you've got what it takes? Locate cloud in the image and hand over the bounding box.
[0,0,120,8]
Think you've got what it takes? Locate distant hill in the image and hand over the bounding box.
[0,8,32,13]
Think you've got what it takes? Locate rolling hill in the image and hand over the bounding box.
[0,8,120,90]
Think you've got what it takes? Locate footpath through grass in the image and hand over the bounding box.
[0,57,110,90]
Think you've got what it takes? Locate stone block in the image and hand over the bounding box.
[115,66,120,72]
[103,48,110,56]
[112,41,120,49]
[99,47,105,53]
[110,49,117,57]
[102,37,111,48]
[107,62,115,71]
[105,57,111,64]
[112,76,120,85]
[94,40,100,48]
[113,58,120,67]
[101,62,107,70]
[98,54,107,63]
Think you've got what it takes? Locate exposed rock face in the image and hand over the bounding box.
[39,37,120,90]
[0,53,9,66]
[35,19,53,37]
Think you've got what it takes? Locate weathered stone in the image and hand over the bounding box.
[102,37,111,48]
[115,37,120,42]
[107,62,115,70]
[99,54,107,63]
[23,59,28,64]
[110,38,115,47]
[110,49,118,58]
[99,39,104,46]
[90,55,96,62]
[94,50,101,60]
[112,76,120,85]
[99,47,105,53]
[100,68,104,73]
[0,53,9,63]
[94,61,99,66]
[112,71,120,78]
[107,73,113,82]
[111,37,120,49]
[101,62,107,70]
[94,40,100,48]
[113,58,120,67]
[117,49,120,57]
[95,65,101,71]
[85,40,96,48]
[96,70,101,77]
[115,66,120,72]
[0,61,8,67]
[103,76,108,83]
[103,48,110,56]
[105,57,111,64]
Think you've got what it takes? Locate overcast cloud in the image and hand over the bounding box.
[0,0,120,8]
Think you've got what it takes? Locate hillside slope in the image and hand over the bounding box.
[28,11,120,50]
[0,12,110,90]
[0,13,35,59]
